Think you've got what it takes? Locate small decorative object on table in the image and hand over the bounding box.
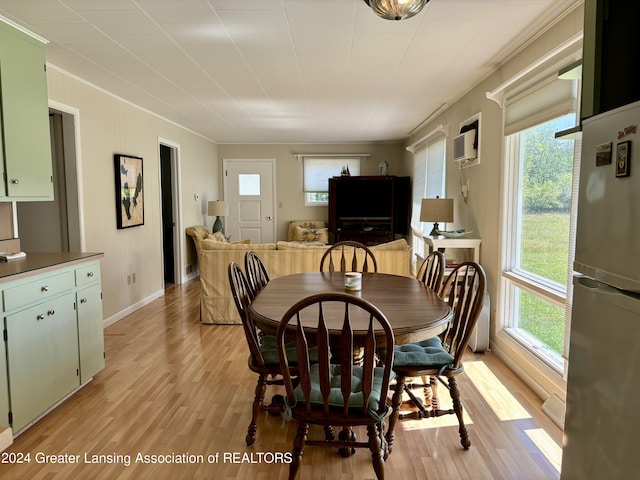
[436,229,472,238]
[344,272,362,291]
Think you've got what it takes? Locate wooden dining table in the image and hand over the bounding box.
[249,271,452,345]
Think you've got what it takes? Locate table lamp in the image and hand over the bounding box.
[420,197,453,236]
[208,200,229,234]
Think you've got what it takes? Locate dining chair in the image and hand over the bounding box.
[244,250,270,299]
[319,240,378,273]
[277,292,395,480]
[397,250,446,409]
[228,262,287,446]
[386,261,486,452]
[416,250,445,291]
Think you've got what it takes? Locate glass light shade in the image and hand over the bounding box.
[364,0,429,21]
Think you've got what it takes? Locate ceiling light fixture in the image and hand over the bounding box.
[364,0,430,21]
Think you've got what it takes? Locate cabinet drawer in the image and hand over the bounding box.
[75,262,100,287]
[3,271,74,312]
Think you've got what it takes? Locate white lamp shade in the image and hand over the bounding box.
[208,200,229,217]
[420,198,453,223]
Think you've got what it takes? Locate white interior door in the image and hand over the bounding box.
[223,159,276,243]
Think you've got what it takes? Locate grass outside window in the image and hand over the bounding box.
[515,212,569,355]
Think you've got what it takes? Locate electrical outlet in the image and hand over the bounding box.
[132,272,136,283]
[186,264,193,274]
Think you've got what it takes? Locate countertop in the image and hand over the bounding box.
[0,252,103,284]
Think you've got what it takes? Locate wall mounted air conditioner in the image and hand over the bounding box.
[453,130,477,164]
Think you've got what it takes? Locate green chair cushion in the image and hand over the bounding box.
[293,364,390,414]
[260,334,318,366]
[393,337,454,367]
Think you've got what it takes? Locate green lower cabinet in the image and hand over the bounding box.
[76,283,104,383]
[5,292,79,432]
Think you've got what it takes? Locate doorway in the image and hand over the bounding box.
[159,141,181,287]
[16,108,81,252]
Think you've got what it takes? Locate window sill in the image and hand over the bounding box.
[503,327,565,375]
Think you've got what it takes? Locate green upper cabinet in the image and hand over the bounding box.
[0,21,52,200]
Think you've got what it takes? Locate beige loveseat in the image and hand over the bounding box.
[186,225,412,325]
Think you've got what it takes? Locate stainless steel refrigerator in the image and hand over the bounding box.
[561,100,640,479]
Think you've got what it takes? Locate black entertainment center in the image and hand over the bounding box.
[328,175,410,245]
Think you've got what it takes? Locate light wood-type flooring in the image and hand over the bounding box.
[0,280,563,479]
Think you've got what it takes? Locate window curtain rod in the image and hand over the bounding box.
[294,153,370,162]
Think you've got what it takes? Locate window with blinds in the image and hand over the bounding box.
[302,157,362,205]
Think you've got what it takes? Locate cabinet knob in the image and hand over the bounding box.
[41,285,49,292]
[11,179,19,184]
[47,309,55,316]
[80,298,88,304]
[87,272,94,277]
[37,314,45,321]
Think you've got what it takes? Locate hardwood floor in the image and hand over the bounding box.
[0,280,562,479]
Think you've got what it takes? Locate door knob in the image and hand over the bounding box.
[266,216,273,220]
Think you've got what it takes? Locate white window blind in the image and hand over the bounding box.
[505,76,577,136]
[303,158,361,192]
[411,135,446,235]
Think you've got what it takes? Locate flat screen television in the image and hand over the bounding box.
[334,177,393,221]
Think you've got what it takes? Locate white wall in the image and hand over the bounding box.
[46,67,219,322]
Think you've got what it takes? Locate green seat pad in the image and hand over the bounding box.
[293,364,390,414]
[393,337,454,367]
[259,334,318,366]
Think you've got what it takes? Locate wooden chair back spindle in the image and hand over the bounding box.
[417,250,445,291]
[319,241,378,273]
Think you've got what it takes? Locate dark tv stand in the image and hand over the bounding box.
[328,176,410,246]
[334,221,394,245]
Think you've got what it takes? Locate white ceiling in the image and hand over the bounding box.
[0,0,579,144]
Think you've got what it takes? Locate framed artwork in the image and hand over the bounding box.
[114,154,144,228]
[595,142,612,166]
[616,141,631,177]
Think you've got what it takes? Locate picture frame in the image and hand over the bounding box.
[616,141,631,177]
[595,142,612,166]
[114,154,144,228]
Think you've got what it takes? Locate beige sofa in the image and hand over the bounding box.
[186,225,412,325]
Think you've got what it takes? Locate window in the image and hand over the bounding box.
[302,156,362,205]
[410,134,446,256]
[501,73,580,372]
[238,174,260,196]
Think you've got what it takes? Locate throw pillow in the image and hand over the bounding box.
[212,231,228,242]
[293,226,329,244]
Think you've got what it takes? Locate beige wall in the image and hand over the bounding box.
[45,67,219,321]
[217,142,406,241]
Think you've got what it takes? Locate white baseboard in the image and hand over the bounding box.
[491,333,566,428]
[0,427,12,452]
[103,289,165,328]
